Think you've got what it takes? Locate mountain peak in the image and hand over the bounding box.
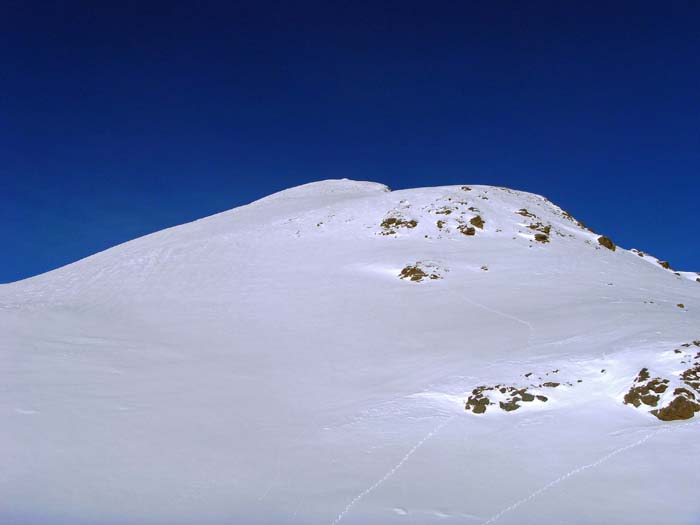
[2,180,699,524]
[252,178,391,205]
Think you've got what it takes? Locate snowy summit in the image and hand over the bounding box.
[2,179,699,524]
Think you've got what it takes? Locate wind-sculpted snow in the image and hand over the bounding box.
[1,179,699,524]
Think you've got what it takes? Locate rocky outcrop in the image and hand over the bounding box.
[624,344,700,421]
[380,216,417,235]
[597,236,616,251]
[399,262,444,282]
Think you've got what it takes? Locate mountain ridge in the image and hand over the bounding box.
[3,180,694,288]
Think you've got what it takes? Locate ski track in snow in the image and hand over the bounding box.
[450,287,534,350]
[462,297,534,342]
[329,415,456,525]
[479,423,691,524]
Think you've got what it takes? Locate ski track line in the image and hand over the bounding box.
[329,414,455,525]
[449,287,534,348]
[480,424,682,525]
[461,296,534,338]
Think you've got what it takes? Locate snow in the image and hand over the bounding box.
[1,180,699,524]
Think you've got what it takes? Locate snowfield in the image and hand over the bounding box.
[2,179,699,524]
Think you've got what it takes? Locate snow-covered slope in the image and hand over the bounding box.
[2,180,699,525]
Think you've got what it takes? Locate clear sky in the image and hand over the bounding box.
[1,1,698,283]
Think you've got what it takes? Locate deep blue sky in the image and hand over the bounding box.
[1,1,698,283]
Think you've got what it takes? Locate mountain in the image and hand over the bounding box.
[2,179,699,525]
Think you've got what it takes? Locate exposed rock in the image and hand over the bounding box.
[470,215,485,229]
[465,386,492,414]
[500,399,520,412]
[673,387,696,399]
[624,368,670,408]
[658,260,671,270]
[515,208,536,218]
[534,233,549,244]
[681,363,700,391]
[561,210,587,229]
[528,222,551,235]
[519,390,535,402]
[380,216,418,235]
[597,236,616,251]
[399,263,441,282]
[466,383,547,414]
[651,396,700,421]
[458,225,476,236]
